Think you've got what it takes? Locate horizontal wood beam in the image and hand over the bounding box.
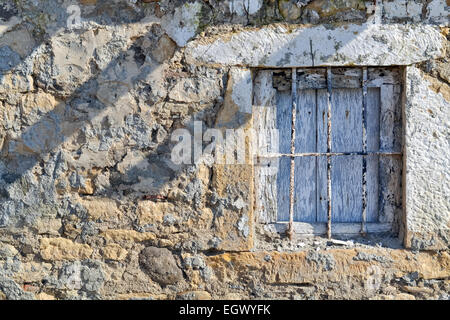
[273,222,392,235]
[272,67,402,90]
[258,152,402,158]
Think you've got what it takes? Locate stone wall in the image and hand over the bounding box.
[0,0,448,300]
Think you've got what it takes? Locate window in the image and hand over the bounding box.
[254,67,403,238]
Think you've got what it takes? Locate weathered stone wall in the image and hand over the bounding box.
[0,0,448,300]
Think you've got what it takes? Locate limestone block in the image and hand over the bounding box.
[102,244,128,261]
[39,238,93,261]
[78,197,122,221]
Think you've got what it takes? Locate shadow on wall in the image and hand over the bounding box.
[0,0,239,231]
[0,0,443,232]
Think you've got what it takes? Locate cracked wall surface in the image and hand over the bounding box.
[0,0,448,300]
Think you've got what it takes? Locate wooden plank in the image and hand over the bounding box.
[392,85,403,153]
[330,87,363,223]
[274,76,294,223]
[273,222,392,235]
[366,154,379,222]
[331,155,363,222]
[367,88,381,151]
[378,83,402,229]
[317,89,328,153]
[366,87,381,223]
[367,67,402,87]
[331,88,363,152]
[380,85,402,152]
[255,159,279,223]
[294,157,316,222]
[331,68,362,89]
[378,155,402,225]
[257,152,401,158]
[295,89,317,152]
[282,67,402,90]
[276,91,292,154]
[277,157,291,222]
[253,70,279,223]
[297,68,326,89]
[316,156,328,222]
[293,88,317,222]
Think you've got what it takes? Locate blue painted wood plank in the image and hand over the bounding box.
[277,157,291,221]
[293,89,317,222]
[276,91,292,154]
[331,155,363,222]
[293,156,317,222]
[331,88,363,152]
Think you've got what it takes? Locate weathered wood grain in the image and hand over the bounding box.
[295,89,317,153]
[294,157,317,222]
[297,68,326,89]
[331,88,363,152]
[379,155,403,224]
[277,157,291,222]
[256,67,402,233]
[253,70,279,223]
[273,222,392,235]
[331,155,363,222]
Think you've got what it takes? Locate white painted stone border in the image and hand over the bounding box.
[404,66,450,250]
[214,24,449,249]
[185,24,445,68]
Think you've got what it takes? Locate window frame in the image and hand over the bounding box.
[253,67,404,238]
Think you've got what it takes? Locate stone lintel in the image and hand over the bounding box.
[185,24,445,68]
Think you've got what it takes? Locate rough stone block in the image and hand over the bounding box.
[39,238,93,261]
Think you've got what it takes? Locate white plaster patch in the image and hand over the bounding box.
[426,0,449,25]
[236,214,250,238]
[405,66,450,249]
[383,0,408,19]
[230,68,253,114]
[0,15,21,37]
[185,24,445,67]
[366,0,382,25]
[383,0,422,22]
[162,2,202,47]
[0,28,36,58]
[406,1,424,21]
[229,0,264,16]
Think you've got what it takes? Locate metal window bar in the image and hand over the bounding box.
[288,68,297,240]
[282,67,401,238]
[326,67,332,239]
[361,67,368,235]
